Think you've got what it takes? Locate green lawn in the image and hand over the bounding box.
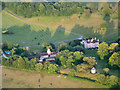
[2,10,79,47]
[2,10,118,47]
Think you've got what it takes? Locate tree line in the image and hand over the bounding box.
[2,2,118,19]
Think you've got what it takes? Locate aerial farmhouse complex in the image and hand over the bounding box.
[1,1,119,88]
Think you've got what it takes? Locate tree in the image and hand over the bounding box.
[108,75,119,86]
[86,3,97,13]
[100,3,112,17]
[76,64,89,73]
[12,60,18,68]
[44,62,50,70]
[13,55,19,61]
[9,57,13,66]
[39,3,46,15]
[25,61,31,70]
[73,51,83,65]
[30,58,37,70]
[10,49,16,56]
[4,41,13,50]
[59,56,67,67]
[35,63,43,72]
[58,43,67,51]
[17,57,25,69]
[48,64,58,73]
[17,4,24,16]
[96,74,106,85]
[4,60,10,66]
[83,57,96,68]
[2,57,7,65]
[66,58,74,68]
[103,68,109,75]
[109,43,118,53]
[109,52,119,68]
[97,42,109,60]
[42,42,53,52]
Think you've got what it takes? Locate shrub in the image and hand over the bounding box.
[109,52,119,68]
[96,74,106,85]
[108,75,119,86]
[83,57,96,68]
[48,64,58,73]
[76,64,89,73]
[35,63,43,72]
[103,68,109,75]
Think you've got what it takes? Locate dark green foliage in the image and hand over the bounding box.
[58,43,68,52]
[41,42,55,53]
[56,50,84,68]
[3,41,13,50]
[96,74,119,87]
[2,57,7,65]
[73,51,84,65]
[4,2,86,17]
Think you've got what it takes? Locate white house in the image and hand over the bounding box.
[82,37,99,49]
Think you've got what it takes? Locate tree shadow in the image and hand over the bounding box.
[70,24,102,39]
[2,24,52,46]
[51,25,66,43]
[61,72,96,82]
[103,20,118,44]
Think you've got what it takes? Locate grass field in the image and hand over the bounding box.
[2,10,79,47]
[2,10,118,49]
[2,67,109,88]
[23,12,118,43]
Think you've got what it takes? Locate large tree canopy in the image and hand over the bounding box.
[109,52,119,68]
[97,42,109,60]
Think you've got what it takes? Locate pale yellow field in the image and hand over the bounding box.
[2,67,108,88]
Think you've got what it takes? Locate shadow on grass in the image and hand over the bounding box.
[60,73,96,82]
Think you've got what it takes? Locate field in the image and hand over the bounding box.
[21,12,118,43]
[2,67,109,88]
[2,9,118,50]
[2,10,79,47]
